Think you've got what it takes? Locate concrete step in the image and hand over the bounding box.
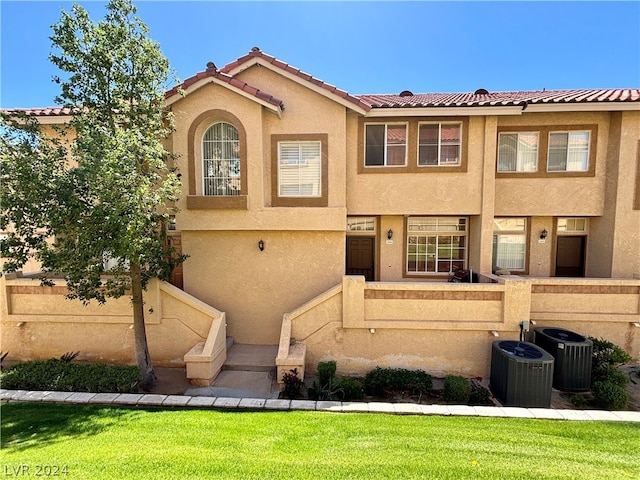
[185,370,279,399]
[223,344,278,373]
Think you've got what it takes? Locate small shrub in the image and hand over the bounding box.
[468,381,493,406]
[317,361,337,387]
[444,375,470,404]
[592,381,628,410]
[570,394,589,408]
[335,378,364,401]
[307,379,341,401]
[364,367,432,398]
[281,368,304,400]
[591,337,631,382]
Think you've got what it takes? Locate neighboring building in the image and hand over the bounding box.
[2,48,639,383]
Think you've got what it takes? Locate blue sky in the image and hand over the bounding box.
[1,1,639,108]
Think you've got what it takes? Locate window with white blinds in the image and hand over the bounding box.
[497,132,538,172]
[492,218,527,271]
[548,131,590,172]
[278,141,322,197]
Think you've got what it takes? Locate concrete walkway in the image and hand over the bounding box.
[2,389,639,422]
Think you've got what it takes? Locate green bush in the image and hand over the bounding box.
[364,367,432,397]
[0,358,139,393]
[592,381,629,410]
[570,394,589,408]
[589,337,631,390]
[443,375,470,403]
[317,361,337,387]
[335,378,363,401]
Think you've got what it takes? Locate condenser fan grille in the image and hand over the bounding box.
[499,341,543,359]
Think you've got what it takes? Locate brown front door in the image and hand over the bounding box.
[555,236,585,277]
[346,236,375,281]
[166,233,184,289]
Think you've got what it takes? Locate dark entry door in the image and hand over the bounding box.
[166,234,184,289]
[346,236,375,280]
[555,236,585,277]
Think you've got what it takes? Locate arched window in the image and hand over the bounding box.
[202,122,240,196]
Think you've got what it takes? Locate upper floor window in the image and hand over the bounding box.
[365,124,407,166]
[202,122,240,196]
[418,123,461,166]
[548,131,590,172]
[497,132,538,172]
[278,141,322,197]
[406,217,467,275]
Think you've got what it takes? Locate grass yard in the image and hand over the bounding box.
[1,403,639,479]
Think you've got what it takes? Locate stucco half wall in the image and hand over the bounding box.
[182,229,345,345]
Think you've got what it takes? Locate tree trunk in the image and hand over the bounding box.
[130,259,157,391]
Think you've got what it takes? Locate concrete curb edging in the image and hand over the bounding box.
[1,389,639,422]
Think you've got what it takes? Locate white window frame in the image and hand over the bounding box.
[277,141,322,197]
[202,122,241,196]
[557,217,588,234]
[364,123,408,167]
[406,217,468,275]
[347,217,376,232]
[492,218,527,272]
[497,132,539,172]
[418,122,462,166]
[547,131,590,172]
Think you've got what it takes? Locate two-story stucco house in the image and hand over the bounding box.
[2,48,639,385]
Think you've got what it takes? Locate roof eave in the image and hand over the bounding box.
[524,102,640,113]
[365,105,526,117]
[165,76,283,118]
[225,56,370,115]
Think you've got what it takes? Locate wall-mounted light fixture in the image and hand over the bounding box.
[258,239,265,251]
[539,229,548,240]
[490,330,500,337]
[387,229,393,240]
[369,328,376,334]
[632,322,640,328]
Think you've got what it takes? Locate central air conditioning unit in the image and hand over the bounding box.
[490,341,554,408]
[534,327,593,392]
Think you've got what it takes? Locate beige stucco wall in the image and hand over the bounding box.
[494,111,610,216]
[0,277,219,366]
[346,116,487,216]
[182,230,344,344]
[281,275,639,381]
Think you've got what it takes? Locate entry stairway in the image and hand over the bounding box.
[186,339,280,399]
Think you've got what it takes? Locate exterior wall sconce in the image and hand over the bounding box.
[369,328,376,334]
[258,239,265,251]
[632,322,640,328]
[387,229,393,240]
[490,330,500,337]
[539,229,548,240]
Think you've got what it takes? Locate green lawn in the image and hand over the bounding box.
[1,403,638,479]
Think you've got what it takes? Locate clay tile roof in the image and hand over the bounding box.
[356,89,640,109]
[2,107,75,116]
[221,47,372,112]
[165,66,284,110]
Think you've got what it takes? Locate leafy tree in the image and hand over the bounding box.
[0,0,184,390]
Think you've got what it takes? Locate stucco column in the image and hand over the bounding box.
[472,115,498,274]
[342,275,365,329]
